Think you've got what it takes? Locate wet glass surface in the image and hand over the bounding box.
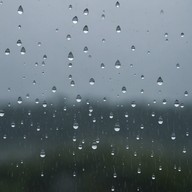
[0,0,192,191]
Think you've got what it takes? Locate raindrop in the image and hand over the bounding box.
[100,63,105,68]
[92,142,97,150]
[152,174,156,180]
[131,101,136,108]
[0,110,5,117]
[158,116,163,124]
[115,60,121,69]
[42,101,47,108]
[184,91,188,96]
[101,14,105,19]
[174,100,179,107]
[171,132,176,140]
[72,16,78,24]
[73,121,79,130]
[70,80,75,86]
[5,48,10,55]
[115,1,120,7]
[164,33,168,37]
[83,25,89,33]
[116,25,121,33]
[157,77,163,85]
[76,95,82,102]
[162,99,167,105]
[83,8,89,15]
[122,86,127,93]
[17,39,22,46]
[83,46,88,53]
[20,47,26,55]
[17,97,23,104]
[114,122,120,132]
[68,52,74,61]
[40,149,46,158]
[89,78,95,85]
[181,32,184,37]
[52,86,57,93]
[176,63,180,69]
[17,5,24,14]
[131,45,135,51]
[66,34,71,40]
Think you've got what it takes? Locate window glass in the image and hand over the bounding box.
[0,0,192,191]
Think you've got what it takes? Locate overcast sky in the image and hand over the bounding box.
[0,0,192,105]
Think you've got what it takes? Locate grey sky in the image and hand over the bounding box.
[0,0,192,105]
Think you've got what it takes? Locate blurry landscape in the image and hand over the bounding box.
[0,98,192,192]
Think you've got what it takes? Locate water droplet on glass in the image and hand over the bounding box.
[115,1,120,7]
[158,116,163,124]
[40,149,46,158]
[73,121,79,130]
[52,86,57,93]
[157,77,163,85]
[83,46,88,53]
[100,63,105,68]
[131,45,135,51]
[0,110,5,117]
[114,122,120,132]
[92,142,97,150]
[68,52,74,61]
[83,8,89,15]
[116,25,121,33]
[164,33,168,37]
[70,80,75,87]
[171,132,176,140]
[76,95,82,102]
[83,25,89,33]
[181,32,184,37]
[89,78,95,85]
[122,86,127,93]
[176,63,180,69]
[174,100,179,107]
[17,5,24,14]
[115,60,121,69]
[17,39,22,46]
[5,48,10,55]
[72,16,78,24]
[17,97,23,104]
[66,34,71,40]
[184,91,188,96]
[20,47,26,55]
